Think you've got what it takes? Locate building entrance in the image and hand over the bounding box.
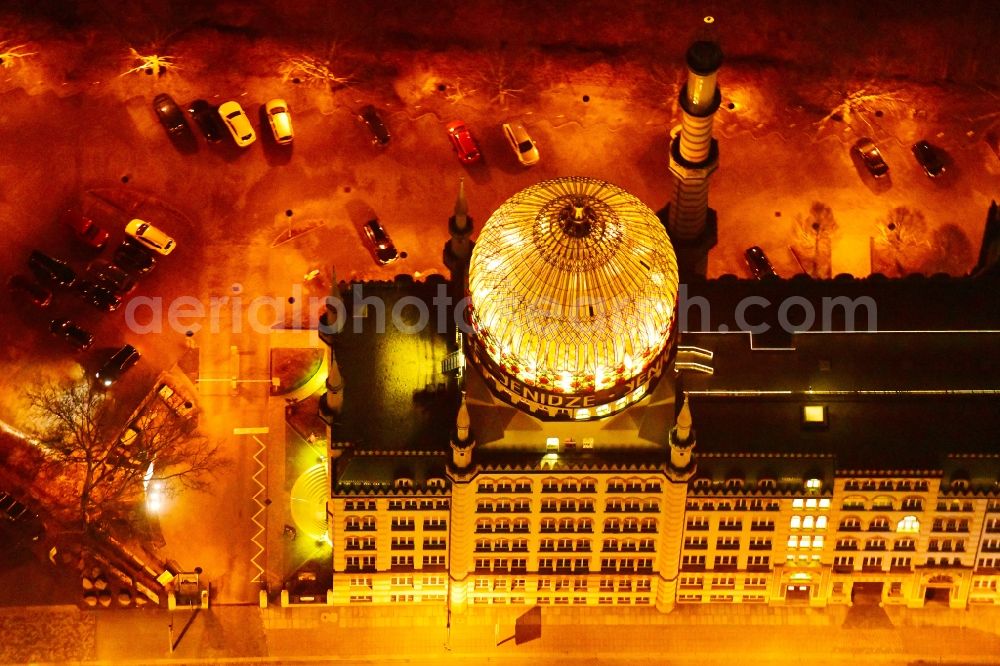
[851,582,884,605]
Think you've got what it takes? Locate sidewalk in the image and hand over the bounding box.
[4,603,1000,665]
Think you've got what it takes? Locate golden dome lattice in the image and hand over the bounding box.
[467,177,679,395]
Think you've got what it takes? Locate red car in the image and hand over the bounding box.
[61,209,109,249]
[446,121,481,164]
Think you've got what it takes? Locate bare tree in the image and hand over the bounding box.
[795,202,839,278]
[476,52,526,109]
[278,40,353,91]
[880,207,929,249]
[26,380,224,528]
[0,40,37,69]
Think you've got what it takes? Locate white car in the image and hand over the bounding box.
[265,98,294,144]
[218,100,256,147]
[125,219,176,256]
[502,121,540,166]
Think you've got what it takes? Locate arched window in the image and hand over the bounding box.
[790,516,802,529]
[869,516,890,531]
[803,516,815,529]
[816,516,828,529]
[871,496,894,510]
[896,515,920,533]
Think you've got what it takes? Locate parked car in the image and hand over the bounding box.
[912,140,945,177]
[188,99,225,142]
[50,318,93,351]
[125,219,175,256]
[852,137,889,178]
[153,93,190,137]
[445,121,481,164]
[265,98,294,144]
[744,246,778,280]
[28,250,76,287]
[75,279,122,312]
[501,121,540,166]
[88,261,137,296]
[60,208,109,249]
[218,101,256,147]
[359,105,391,146]
[362,219,399,265]
[113,239,156,275]
[7,274,52,307]
[95,344,140,387]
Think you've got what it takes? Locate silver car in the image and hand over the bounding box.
[502,121,540,166]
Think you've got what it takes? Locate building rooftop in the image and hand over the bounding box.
[330,278,459,455]
[683,330,1000,471]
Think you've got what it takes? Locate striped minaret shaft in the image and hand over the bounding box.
[668,20,724,246]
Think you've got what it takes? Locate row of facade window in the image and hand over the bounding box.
[840,496,924,511]
[344,555,446,570]
[686,518,775,531]
[682,555,766,569]
[474,478,663,494]
[346,537,448,550]
[842,480,929,492]
[344,517,447,531]
[687,499,781,512]
[684,536,771,550]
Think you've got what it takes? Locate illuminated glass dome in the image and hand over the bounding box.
[467,177,679,399]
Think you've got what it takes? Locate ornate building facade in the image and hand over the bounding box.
[315,24,1000,614]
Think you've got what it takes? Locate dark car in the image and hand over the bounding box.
[88,261,137,296]
[50,318,94,351]
[359,105,391,146]
[153,93,190,137]
[912,140,945,177]
[61,208,109,249]
[445,120,481,164]
[362,219,399,265]
[95,344,140,387]
[76,279,123,312]
[744,246,778,280]
[28,250,76,287]
[8,274,52,307]
[852,137,889,178]
[113,239,156,275]
[188,99,225,142]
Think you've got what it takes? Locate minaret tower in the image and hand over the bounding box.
[664,17,724,279]
[443,177,476,283]
[446,394,477,614]
[656,395,698,613]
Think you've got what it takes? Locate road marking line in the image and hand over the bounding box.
[250,435,267,585]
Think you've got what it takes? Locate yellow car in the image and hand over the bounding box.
[125,219,175,256]
[265,98,294,144]
[218,100,256,147]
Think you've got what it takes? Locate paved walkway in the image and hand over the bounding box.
[3,603,1000,664]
